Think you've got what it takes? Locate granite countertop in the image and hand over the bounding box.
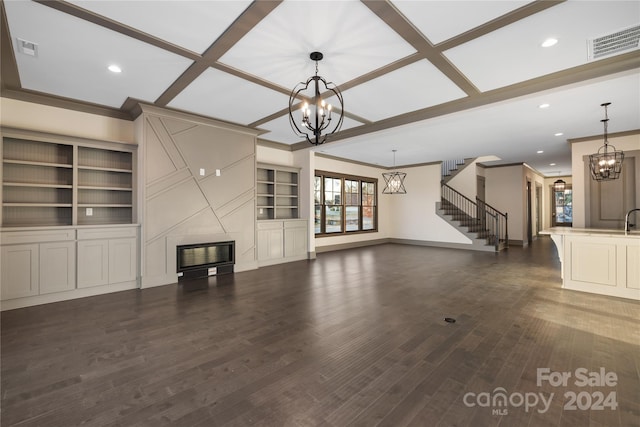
[540,227,640,238]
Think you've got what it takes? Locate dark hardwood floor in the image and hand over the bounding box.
[1,238,639,426]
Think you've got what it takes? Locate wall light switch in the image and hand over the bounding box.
[86,207,93,216]
[199,168,205,176]
[259,208,264,214]
[215,169,221,177]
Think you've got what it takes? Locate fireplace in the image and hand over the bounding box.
[176,240,235,280]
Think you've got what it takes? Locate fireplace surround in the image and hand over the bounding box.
[176,240,235,280]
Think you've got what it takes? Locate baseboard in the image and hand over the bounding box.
[315,238,391,253]
[389,238,495,252]
[0,280,138,311]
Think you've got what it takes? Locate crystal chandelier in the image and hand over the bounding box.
[588,102,624,181]
[289,52,344,145]
[382,150,407,194]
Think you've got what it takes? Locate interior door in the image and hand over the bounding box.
[552,185,573,227]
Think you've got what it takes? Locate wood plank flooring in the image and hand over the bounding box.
[2,238,639,426]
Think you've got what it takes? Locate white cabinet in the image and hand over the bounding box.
[1,229,76,300]
[1,225,138,310]
[77,227,138,288]
[39,241,75,294]
[257,222,284,261]
[109,237,137,284]
[257,219,307,266]
[1,244,39,299]
[77,239,109,288]
[284,221,307,258]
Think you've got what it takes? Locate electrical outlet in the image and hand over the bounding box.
[216,169,221,176]
[86,208,93,216]
[199,168,205,176]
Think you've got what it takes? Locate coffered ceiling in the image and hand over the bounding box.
[2,0,639,176]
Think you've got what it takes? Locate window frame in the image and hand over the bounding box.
[314,170,378,236]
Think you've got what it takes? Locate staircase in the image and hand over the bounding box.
[441,158,474,184]
[436,183,508,252]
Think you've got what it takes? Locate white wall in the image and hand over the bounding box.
[448,155,500,201]
[1,97,135,143]
[389,163,471,244]
[571,132,640,228]
[485,165,523,242]
[485,163,545,244]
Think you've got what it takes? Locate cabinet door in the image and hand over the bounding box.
[1,244,39,299]
[284,225,307,258]
[39,241,76,294]
[77,240,109,288]
[257,228,283,260]
[109,238,136,284]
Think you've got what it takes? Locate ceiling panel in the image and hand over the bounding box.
[443,1,640,91]
[391,0,532,45]
[67,0,253,55]
[218,0,416,89]
[4,0,193,108]
[338,59,467,121]
[168,68,290,126]
[319,70,640,175]
[1,0,638,177]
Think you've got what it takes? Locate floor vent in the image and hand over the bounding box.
[588,24,640,61]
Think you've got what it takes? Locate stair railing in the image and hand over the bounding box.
[441,183,477,227]
[476,198,509,251]
[441,159,466,181]
[441,183,508,251]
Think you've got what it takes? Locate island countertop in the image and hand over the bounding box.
[540,227,640,238]
[542,227,640,300]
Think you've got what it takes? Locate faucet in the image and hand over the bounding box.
[625,208,640,233]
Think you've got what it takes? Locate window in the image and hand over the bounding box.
[315,171,377,235]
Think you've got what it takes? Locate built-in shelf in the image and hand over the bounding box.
[1,134,135,227]
[257,164,299,220]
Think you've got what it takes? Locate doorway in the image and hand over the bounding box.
[535,185,542,236]
[552,185,573,227]
[526,180,532,245]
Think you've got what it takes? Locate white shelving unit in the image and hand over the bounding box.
[1,135,134,227]
[257,164,299,220]
[1,130,139,310]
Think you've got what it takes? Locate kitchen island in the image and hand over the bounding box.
[541,227,640,300]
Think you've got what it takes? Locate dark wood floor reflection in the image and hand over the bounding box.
[2,238,639,426]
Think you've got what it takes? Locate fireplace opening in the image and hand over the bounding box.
[177,240,235,280]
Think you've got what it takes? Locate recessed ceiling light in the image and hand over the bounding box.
[539,103,550,109]
[541,38,558,48]
[549,163,556,166]
[537,150,544,154]
[555,132,564,136]
[108,64,122,73]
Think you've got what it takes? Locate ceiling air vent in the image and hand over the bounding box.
[587,24,640,61]
[17,38,38,57]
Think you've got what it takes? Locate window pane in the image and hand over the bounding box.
[314,176,321,204]
[325,177,341,205]
[325,206,342,233]
[346,206,359,231]
[363,206,375,230]
[314,205,321,233]
[345,179,359,207]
